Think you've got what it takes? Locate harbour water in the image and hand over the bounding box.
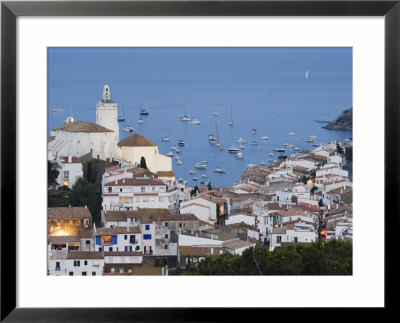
[48,48,352,187]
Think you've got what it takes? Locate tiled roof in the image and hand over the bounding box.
[116,226,141,234]
[78,229,94,239]
[104,251,142,257]
[58,156,81,164]
[272,227,287,234]
[104,178,164,186]
[130,265,165,276]
[48,207,92,219]
[118,133,157,147]
[66,251,104,259]
[127,167,158,178]
[48,235,81,243]
[179,246,224,257]
[156,171,176,177]
[95,227,118,236]
[222,240,256,250]
[52,120,113,133]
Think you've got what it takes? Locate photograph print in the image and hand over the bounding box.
[47,48,353,276]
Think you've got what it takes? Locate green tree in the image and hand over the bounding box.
[318,198,323,207]
[86,161,93,183]
[345,146,353,162]
[336,143,344,155]
[207,182,212,191]
[69,178,101,217]
[184,240,352,275]
[140,156,148,169]
[48,161,60,186]
[310,186,318,194]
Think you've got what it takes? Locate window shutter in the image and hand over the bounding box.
[96,236,100,245]
[112,236,117,244]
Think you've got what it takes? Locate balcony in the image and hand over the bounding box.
[129,239,138,244]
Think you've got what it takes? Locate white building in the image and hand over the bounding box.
[49,250,104,276]
[223,240,256,255]
[271,222,317,249]
[102,177,179,211]
[180,193,229,224]
[48,85,121,161]
[117,133,173,175]
[53,155,83,188]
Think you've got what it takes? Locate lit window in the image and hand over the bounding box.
[141,187,145,192]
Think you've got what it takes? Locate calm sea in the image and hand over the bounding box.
[48,48,352,187]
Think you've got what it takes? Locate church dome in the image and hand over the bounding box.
[118,133,157,147]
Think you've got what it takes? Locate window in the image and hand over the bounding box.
[55,262,60,271]
[179,223,182,228]
[76,219,80,224]
[152,186,155,191]
[130,235,136,243]
[135,246,140,251]
[73,260,80,267]
[109,247,113,251]
[99,247,103,251]
[108,187,112,193]
[124,235,127,240]
[141,187,145,192]
[130,218,134,223]
[143,234,152,240]
[165,245,168,249]
[145,225,150,230]
[164,222,168,227]
[92,272,96,276]
[82,272,87,276]
[276,236,281,243]
[69,272,73,276]
[125,246,129,251]
[294,237,298,243]
[120,188,123,192]
[64,171,69,179]
[165,234,168,239]
[84,260,88,266]
[86,240,90,245]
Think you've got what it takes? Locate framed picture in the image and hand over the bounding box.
[1,0,397,320]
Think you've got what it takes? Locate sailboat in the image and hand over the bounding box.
[305,70,310,80]
[64,97,74,124]
[161,125,170,142]
[213,105,219,116]
[118,105,125,122]
[139,100,149,115]
[228,105,233,125]
[123,112,135,132]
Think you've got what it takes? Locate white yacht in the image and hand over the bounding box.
[228,146,239,153]
[214,168,226,173]
[246,164,257,169]
[161,135,170,142]
[166,152,173,157]
[261,136,269,140]
[237,137,247,144]
[195,163,207,170]
[189,170,196,175]
[191,119,201,125]
[236,152,243,159]
[176,159,183,165]
[289,132,295,136]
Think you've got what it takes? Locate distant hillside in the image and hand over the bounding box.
[323,108,352,131]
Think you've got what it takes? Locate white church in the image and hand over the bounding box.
[48,85,173,176]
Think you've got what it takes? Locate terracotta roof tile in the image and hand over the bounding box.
[48,207,92,219]
[104,178,164,186]
[118,133,157,147]
[52,120,113,133]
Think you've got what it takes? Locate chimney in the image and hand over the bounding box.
[115,180,118,185]
[68,155,72,163]
[85,205,87,209]
[123,179,125,184]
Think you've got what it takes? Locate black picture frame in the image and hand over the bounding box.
[1,0,398,321]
